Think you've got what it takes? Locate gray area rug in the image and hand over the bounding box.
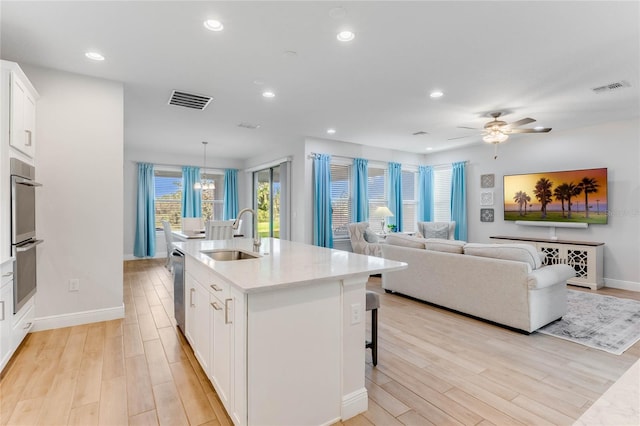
[537,290,640,355]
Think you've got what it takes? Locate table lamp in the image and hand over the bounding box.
[373,206,394,232]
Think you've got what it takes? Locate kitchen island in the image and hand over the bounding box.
[173,237,406,426]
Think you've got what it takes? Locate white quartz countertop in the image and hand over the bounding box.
[173,238,407,293]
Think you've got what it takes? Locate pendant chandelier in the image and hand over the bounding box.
[194,141,215,190]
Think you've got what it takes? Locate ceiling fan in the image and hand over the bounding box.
[452,112,552,159]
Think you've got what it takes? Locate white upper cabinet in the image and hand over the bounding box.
[9,70,38,159]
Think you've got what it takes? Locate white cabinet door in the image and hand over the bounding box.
[210,293,231,409]
[193,280,210,374]
[0,277,14,373]
[185,274,197,347]
[9,73,36,158]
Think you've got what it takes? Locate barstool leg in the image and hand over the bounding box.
[371,308,378,366]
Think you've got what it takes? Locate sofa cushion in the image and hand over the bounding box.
[385,234,428,249]
[363,228,379,243]
[463,243,543,270]
[425,238,466,254]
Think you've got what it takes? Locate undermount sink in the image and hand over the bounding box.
[201,249,260,261]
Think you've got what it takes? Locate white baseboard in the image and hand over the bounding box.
[32,304,125,332]
[604,278,640,292]
[341,388,368,421]
[123,252,166,261]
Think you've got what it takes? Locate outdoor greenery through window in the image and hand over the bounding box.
[154,170,182,230]
[255,166,281,238]
[154,168,225,231]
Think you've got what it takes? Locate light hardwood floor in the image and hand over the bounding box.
[1,259,638,425]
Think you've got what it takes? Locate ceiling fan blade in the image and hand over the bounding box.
[509,127,552,133]
[447,135,471,140]
[456,126,478,130]
[506,117,536,128]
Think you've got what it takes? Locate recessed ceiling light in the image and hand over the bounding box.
[426,147,433,151]
[85,51,105,61]
[204,19,224,31]
[337,31,355,42]
[429,90,444,98]
[327,128,336,135]
[262,91,275,98]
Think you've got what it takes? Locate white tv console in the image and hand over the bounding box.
[490,236,604,290]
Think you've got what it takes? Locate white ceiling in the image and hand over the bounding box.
[1,1,638,160]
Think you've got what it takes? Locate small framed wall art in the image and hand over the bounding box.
[480,191,494,206]
[480,208,495,222]
[480,173,495,188]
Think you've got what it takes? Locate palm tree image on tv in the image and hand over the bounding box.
[578,177,599,219]
[503,168,607,224]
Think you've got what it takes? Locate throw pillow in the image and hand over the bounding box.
[363,228,379,243]
[385,234,427,249]
[423,225,449,239]
[425,238,466,254]
[463,243,542,270]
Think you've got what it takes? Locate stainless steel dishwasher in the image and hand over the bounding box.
[172,248,186,333]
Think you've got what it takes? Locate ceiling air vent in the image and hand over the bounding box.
[168,90,212,110]
[592,80,631,94]
[412,131,429,136]
[238,122,261,130]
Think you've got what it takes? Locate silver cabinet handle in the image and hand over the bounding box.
[0,301,4,321]
[190,288,195,307]
[25,129,32,147]
[2,272,13,277]
[16,240,44,252]
[210,284,222,292]
[224,298,232,324]
[210,301,223,311]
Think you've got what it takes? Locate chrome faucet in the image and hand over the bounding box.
[233,208,261,252]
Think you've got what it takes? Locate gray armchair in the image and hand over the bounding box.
[416,221,456,240]
[347,222,383,257]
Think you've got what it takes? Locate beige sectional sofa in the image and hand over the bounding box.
[380,236,576,333]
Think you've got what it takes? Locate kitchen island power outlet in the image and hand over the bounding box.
[69,278,80,292]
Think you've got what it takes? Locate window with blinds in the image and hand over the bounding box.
[433,166,453,222]
[368,166,387,233]
[154,170,182,230]
[330,163,352,238]
[201,172,225,221]
[401,170,417,232]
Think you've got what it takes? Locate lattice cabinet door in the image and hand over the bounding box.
[536,243,604,289]
[490,236,605,290]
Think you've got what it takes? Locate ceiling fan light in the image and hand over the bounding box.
[483,132,509,144]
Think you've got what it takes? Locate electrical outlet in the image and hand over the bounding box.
[69,278,80,292]
[351,303,362,325]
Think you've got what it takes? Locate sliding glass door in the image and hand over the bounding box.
[254,166,280,238]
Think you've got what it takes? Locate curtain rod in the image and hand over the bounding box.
[307,152,468,169]
[133,160,227,172]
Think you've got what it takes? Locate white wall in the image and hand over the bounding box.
[22,65,125,327]
[123,148,246,259]
[424,118,640,288]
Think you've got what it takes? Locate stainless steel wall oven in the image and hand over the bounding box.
[10,158,43,313]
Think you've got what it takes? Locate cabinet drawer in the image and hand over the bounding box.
[1,261,14,287]
[12,297,34,349]
[186,257,231,296]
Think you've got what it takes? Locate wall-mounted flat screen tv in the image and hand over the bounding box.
[504,167,608,224]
